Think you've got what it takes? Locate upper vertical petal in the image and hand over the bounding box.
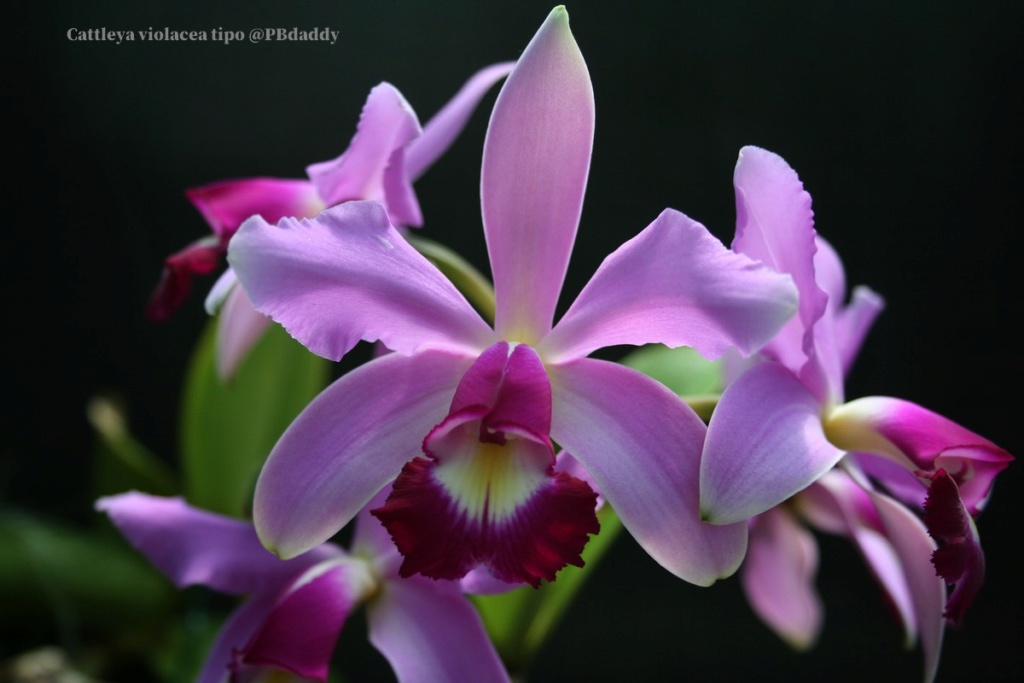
[481,7,594,343]
[733,146,843,403]
[733,146,825,354]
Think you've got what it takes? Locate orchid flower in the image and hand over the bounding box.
[97,491,509,683]
[227,7,798,589]
[145,62,514,380]
[699,146,1012,678]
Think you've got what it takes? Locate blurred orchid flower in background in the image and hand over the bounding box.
[145,61,513,380]
[228,7,798,590]
[97,491,510,683]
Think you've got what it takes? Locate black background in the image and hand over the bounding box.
[7,1,1022,681]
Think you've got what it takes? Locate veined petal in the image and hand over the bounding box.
[824,396,1013,514]
[405,62,516,180]
[214,283,272,381]
[482,6,594,343]
[741,508,822,651]
[186,177,323,239]
[870,490,946,683]
[96,493,337,595]
[368,578,511,683]
[540,208,798,363]
[229,201,496,362]
[241,558,376,682]
[253,350,474,559]
[701,362,845,525]
[306,83,423,226]
[549,358,747,586]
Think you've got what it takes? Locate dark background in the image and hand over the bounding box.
[7,1,1022,681]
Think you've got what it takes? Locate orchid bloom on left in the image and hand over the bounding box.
[97,491,510,683]
[144,62,513,379]
[229,7,798,589]
[699,147,1012,676]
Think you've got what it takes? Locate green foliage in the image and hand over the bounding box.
[88,395,178,500]
[0,509,173,634]
[180,319,330,517]
[621,344,723,421]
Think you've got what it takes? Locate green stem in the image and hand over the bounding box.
[406,234,496,324]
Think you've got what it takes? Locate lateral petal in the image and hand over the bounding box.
[701,362,845,524]
[482,6,594,343]
[229,201,496,361]
[253,350,474,559]
[540,208,798,363]
[549,358,747,586]
[96,493,336,595]
[368,578,511,683]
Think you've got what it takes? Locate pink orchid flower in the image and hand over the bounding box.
[145,62,514,379]
[97,491,509,683]
[699,146,1012,681]
[228,7,797,589]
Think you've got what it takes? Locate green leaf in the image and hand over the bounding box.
[621,344,722,421]
[472,504,623,673]
[88,394,178,499]
[181,318,330,517]
[405,234,496,325]
[0,508,174,631]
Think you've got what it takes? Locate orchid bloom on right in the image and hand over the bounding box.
[699,146,1012,680]
[145,62,512,379]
